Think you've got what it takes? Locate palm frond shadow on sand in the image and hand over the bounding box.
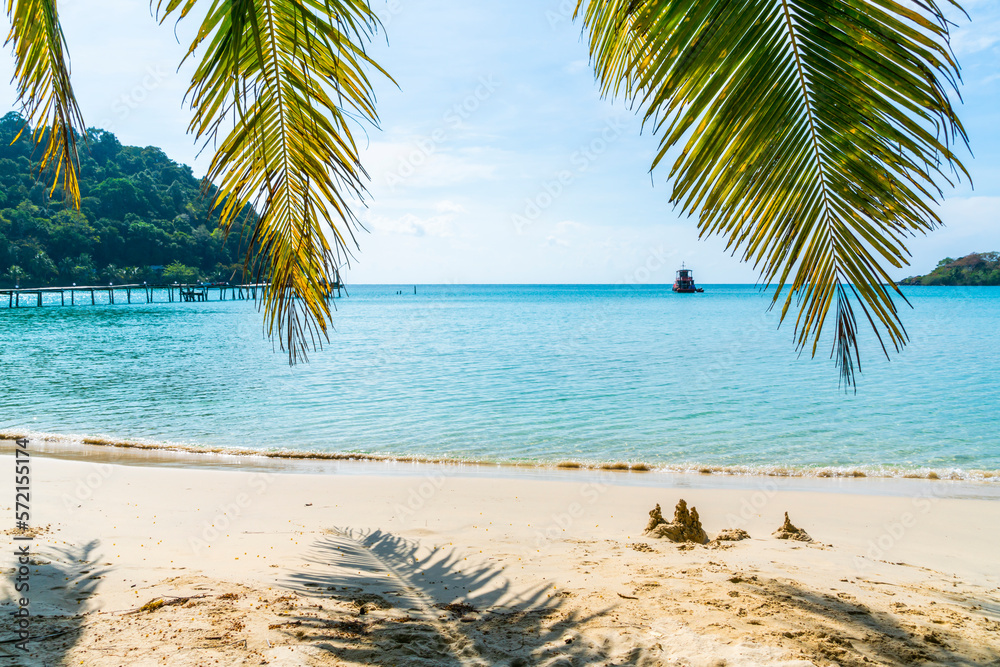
[752,578,1000,667]
[0,539,108,664]
[280,527,652,666]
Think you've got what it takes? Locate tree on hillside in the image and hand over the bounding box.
[3,264,26,286]
[3,0,970,385]
[900,253,1000,286]
[0,112,254,289]
[162,261,200,285]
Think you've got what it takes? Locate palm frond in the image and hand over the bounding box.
[157,0,390,363]
[576,0,968,386]
[5,0,85,205]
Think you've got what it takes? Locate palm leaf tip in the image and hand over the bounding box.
[5,0,86,206]
[578,0,969,386]
[162,0,392,364]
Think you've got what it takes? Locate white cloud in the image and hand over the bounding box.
[954,31,1000,55]
[554,220,585,233]
[951,3,1000,56]
[435,200,467,213]
[366,212,457,239]
[539,220,585,249]
[362,141,502,192]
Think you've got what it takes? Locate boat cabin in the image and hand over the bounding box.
[672,264,703,293]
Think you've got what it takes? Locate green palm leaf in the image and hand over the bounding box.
[5,0,85,205]
[156,0,391,363]
[576,0,969,386]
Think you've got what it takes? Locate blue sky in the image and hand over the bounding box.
[1,0,997,284]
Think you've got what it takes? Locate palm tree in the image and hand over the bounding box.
[4,264,27,287]
[4,0,968,385]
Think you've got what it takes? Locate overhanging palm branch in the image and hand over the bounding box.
[156,0,390,363]
[4,0,85,205]
[576,0,968,386]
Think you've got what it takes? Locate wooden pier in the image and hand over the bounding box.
[0,279,343,309]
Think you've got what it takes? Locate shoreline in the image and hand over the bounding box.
[3,431,1000,501]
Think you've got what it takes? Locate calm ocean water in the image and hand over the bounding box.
[1,285,998,477]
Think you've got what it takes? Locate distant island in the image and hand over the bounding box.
[899,252,1000,286]
[0,112,255,288]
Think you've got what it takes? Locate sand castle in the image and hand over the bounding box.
[644,499,709,543]
[772,511,813,542]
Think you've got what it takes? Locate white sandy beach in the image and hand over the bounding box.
[2,448,1000,666]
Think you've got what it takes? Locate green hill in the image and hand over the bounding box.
[899,252,1000,286]
[0,112,255,287]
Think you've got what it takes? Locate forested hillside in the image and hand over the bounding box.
[899,253,1000,286]
[0,112,255,287]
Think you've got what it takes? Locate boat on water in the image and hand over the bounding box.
[672,264,704,293]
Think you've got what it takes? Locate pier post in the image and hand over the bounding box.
[61,291,64,306]
[37,292,42,307]
[71,290,74,305]
[91,289,95,305]
[127,288,131,304]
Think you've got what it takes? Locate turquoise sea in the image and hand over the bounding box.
[1,285,998,478]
